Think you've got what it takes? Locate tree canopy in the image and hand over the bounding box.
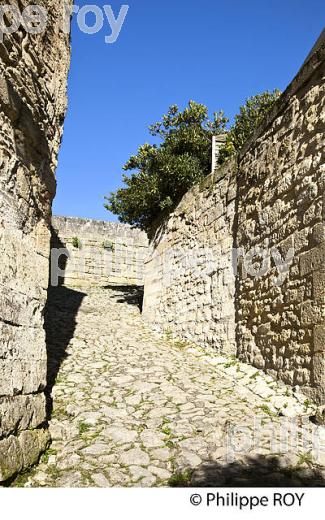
[105,91,281,232]
[218,89,281,163]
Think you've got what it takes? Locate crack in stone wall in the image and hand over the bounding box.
[0,1,72,482]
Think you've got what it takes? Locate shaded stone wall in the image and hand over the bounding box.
[143,37,325,403]
[52,216,148,287]
[236,39,325,404]
[0,1,72,482]
[143,159,237,354]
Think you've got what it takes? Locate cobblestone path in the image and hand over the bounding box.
[19,286,325,487]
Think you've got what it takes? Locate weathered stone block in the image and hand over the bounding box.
[314,325,325,353]
[311,222,325,245]
[300,242,325,276]
[0,394,46,438]
[300,301,323,326]
[0,437,23,482]
[312,353,325,386]
[0,429,49,482]
[313,270,325,301]
[19,429,50,469]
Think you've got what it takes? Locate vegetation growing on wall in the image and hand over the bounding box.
[105,92,280,232]
[218,89,281,163]
[102,240,115,252]
[71,236,82,249]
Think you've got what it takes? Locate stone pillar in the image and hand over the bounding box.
[211,134,227,172]
[0,1,72,482]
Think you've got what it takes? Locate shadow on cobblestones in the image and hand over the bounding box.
[44,285,86,417]
[104,285,144,311]
[185,456,325,487]
[16,287,325,488]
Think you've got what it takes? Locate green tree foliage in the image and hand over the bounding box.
[105,91,281,232]
[218,89,281,163]
[105,101,228,231]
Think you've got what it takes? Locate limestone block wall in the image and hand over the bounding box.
[236,39,325,404]
[0,1,72,482]
[143,35,325,403]
[52,216,148,287]
[143,159,237,355]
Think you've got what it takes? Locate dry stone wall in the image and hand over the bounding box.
[143,37,325,404]
[0,1,72,482]
[236,40,325,404]
[143,159,237,355]
[52,216,148,287]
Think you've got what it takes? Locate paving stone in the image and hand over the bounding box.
[150,448,173,462]
[129,466,154,481]
[140,430,166,448]
[120,448,150,466]
[148,466,172,480]
[82,444,110,456]
[138,476,157,487]
[103,427,138,444]
[178,450,202,468]
[92,473,111,487]
[106,468,129,486]
[20,287,325,488]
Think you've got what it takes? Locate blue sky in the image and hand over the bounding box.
[53,0,324,221]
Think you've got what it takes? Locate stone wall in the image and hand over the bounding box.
[143,36,325,403]
[0,1,72,482]
[52,216,148,287]
[236,38,325,404]
[143,159,237,354]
